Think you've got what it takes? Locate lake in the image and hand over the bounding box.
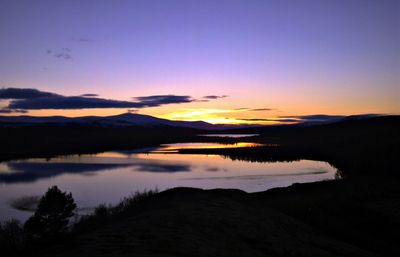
[0,142,338,221]
[198,134,259,138]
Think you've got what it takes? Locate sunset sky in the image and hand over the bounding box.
[0,0,399,124]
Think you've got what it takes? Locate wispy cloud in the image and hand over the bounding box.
[234,107,273,112]
[280,115,345,123]
[249,108,273,111]
[46,48,73,60]
[80,94,99,97]
[240,118,297,123]
[202,95,228,100]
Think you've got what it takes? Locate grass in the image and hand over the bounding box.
[73,188,159,234]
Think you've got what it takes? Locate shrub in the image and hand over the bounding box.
[0,219,26,256]
[74,188,158,233]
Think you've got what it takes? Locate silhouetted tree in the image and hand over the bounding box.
[24,186,76,238]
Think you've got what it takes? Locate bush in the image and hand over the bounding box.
[113,189,159,214]
[0,219,26,256]
[24,186,76,238]
[74,189,158,233]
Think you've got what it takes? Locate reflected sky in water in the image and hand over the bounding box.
[198,134,259,138]
[152,142,262,153]
[0,142,337,221]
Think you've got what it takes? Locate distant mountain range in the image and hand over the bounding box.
[0,112,384,130]
[0,113,235,130]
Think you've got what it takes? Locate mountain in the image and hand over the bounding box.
[0,113,386,130]
[0,113,240,130]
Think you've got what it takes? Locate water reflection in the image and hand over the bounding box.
[198,134,259,138]
[0,142,338,221]
[0,159,194,184]
[152,142,262,153]
[1,162,131,183]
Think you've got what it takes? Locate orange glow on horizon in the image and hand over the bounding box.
[159,108,298,125]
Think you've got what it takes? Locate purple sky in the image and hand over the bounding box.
[0,0,398,122]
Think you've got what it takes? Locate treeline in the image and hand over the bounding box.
[0,124,203,161]
[180,116,400,177]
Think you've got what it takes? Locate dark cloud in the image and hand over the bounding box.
[250,108,273,111]
[0,88,58,99]
[240,118,297,123]
[9,96,145,110]
[2,88,200,110]
[1,88,226,111]
[202,95,228,100]
[0,108,28,114]
[280,115,345,123]
[234,107,273,111]
[275,119,300,123]
[282,114,345,120]
[80,94,98,97]
[133,95,194,105]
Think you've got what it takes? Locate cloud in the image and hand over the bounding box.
[9,96,137,109]
[80,94,99,97]
[2,88,202,110]
[0,108,28,114]
[46,48,73,60]
[202,95,228,100]
[133,95,194,105]
[280,115,345,123]
[240,118,298,123]
[0,88,58,99]
[249,108,273,111]
[233,107,273,112]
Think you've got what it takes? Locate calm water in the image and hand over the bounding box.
[0,142,337,221]
[198,134,259,138]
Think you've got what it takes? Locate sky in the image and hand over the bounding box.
[0,0,399,124]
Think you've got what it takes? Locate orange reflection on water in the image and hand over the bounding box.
[152,142,263,153]
[94,152,134,159]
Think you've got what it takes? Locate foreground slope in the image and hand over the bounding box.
[42,185,398,257]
